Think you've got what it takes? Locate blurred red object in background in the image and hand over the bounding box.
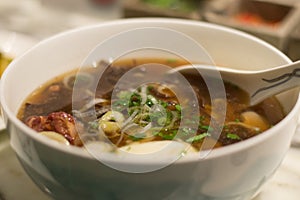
[235,12,279,28]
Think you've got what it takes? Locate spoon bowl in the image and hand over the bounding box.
[171,60,300,105]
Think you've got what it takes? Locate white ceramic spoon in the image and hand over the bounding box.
[170,60,300,105]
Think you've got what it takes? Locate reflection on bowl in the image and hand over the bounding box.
[1,18,299,200]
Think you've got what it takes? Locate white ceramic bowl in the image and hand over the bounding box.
[1,18,299,200]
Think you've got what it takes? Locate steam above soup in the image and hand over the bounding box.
[18,58,285,151]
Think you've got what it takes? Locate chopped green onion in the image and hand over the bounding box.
[175,104,181,112]
[147,85,154,91]
[186,133,210,143]
[159,100,168,108]
[199,115,206,122]
[199,125,214,133]
[157,117,166,126]
[235,118,240,122]
[145,98,154,107]
[226,133,241,140]
[158,130,177,140]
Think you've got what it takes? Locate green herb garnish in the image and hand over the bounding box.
[186,133,210,143]
[226,133,241,140]
[129,93,142,107]
[157,130,177,140]
[175,104,181,112]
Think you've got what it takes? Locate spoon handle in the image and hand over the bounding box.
[236,61,300,105]
[171,61,300,105]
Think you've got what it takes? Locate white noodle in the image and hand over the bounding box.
[121,110,139,128]
[140,85,148,104]
[79,98,108,112]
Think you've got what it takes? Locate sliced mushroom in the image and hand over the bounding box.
[241,111,269,131]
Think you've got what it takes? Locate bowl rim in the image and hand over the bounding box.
[1,17,297,165]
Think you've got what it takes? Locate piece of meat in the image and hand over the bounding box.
[25,116,48,132]
[25,111,83,146]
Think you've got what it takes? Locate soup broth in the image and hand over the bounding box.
[18,58,285,150]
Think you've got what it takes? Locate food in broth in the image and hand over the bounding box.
[0,51,13,77]
[18,58,285,151]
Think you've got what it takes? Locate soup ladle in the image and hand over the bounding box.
[169,60,300,105]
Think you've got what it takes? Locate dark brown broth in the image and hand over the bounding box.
[18,58,285,150]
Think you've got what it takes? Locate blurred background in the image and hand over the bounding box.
[1,0,300,60]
